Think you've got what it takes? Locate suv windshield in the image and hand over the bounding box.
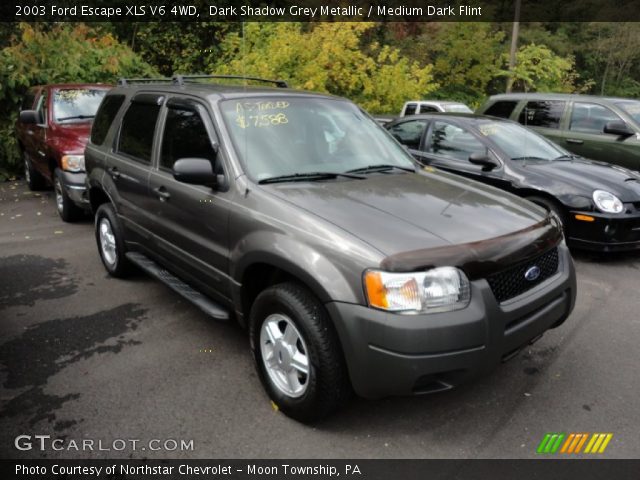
[615,100,640,125]
[476,120,567,161]
[220,97,415,182]
[53,88,108,123]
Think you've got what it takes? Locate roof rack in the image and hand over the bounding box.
[171,74,288,88]
[117,77,173,86]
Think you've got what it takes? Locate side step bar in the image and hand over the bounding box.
[125,252,229,321]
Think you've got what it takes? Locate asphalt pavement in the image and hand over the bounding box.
[1,180,639,459]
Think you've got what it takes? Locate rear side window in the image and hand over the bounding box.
[484,100,518,119]
[388,120,428,149]
[419,105,439,113]
[404,103,417,116]
[518,100,566,129]
[118,100,162,163]
[160,106,216,170]
[91,95,125,145]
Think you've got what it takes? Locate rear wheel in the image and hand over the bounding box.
[95,203,132,278]
[54,169,84,222]
[23,152,46,191]
[250,282,350,423]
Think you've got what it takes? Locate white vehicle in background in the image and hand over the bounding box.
[400,100,472,116]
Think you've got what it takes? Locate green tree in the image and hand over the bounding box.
[427,23,505,106]
[500,43,579,93]
[212,22,436,114]
[0,23,156,177]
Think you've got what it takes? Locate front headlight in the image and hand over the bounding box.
[592,190,623,214]
[61,155,85,173]
[364,267,471,314]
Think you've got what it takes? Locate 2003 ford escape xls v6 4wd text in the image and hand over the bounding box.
[85,75,577,422]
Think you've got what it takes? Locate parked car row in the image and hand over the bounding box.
[11,78,637,423]
[386,113,640,252]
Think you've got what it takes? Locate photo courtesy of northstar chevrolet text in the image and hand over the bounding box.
[0,0,639,478]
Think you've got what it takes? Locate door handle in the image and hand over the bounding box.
[566,138,584,145]
[108,166,120,179]
[153,186,171,202]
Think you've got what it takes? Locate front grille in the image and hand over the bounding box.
[486,248,559,303]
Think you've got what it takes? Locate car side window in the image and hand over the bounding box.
[388,120,428,150]
[418,105,438,113]
[518,100,566,129]
[160,105,217,171]
[35,90,48,125]
[91,95,125,146]
[484,100,518,119]
[428,121,485,161]
[569,103,622,134]
[404,103,417,116]
[117,98,162,164]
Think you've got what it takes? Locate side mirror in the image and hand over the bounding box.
[604,120,634,136]
[19,110,40,125]
[469,152,500,171]
[173,158,219,187]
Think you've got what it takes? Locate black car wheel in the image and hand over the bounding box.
[250,282,350,423]
[54,169,84,222]
[23,152,46,191]
[95,203,132,278]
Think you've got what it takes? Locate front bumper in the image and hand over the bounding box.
[327,245,576,399]
[59,170,89,208]
[567,209,640,252]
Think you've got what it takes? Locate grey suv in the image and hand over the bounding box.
[86,75,576,422]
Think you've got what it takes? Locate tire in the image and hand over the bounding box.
[94,203,132,278]
[249,282,350,422]
[54,169,84,222]
[23,151,46,191]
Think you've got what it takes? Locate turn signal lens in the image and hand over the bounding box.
[575,214,595,222]
[61,155,85,172]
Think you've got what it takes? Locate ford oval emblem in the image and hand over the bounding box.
[524,266,541,282]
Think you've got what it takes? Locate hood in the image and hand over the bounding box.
[262,171,547,257]
[522,158,640,202]
[49,122,91,154]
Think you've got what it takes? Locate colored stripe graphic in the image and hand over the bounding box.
[560,433,588,453]
[537,433,565,454]
[585,433,613,454]
[540,433,613,454]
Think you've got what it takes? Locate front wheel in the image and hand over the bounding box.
[250,282,350,423]
[23,152,46,191]
[94,203,132,278]
[54,169,84,222]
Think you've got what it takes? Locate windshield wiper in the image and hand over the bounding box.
[258,171,364,185]
[56,115,95,122]
[345,164,415,174]
[510,156,552,162]
[553,154,580,161]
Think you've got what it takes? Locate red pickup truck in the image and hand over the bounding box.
[15,84,110,221]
